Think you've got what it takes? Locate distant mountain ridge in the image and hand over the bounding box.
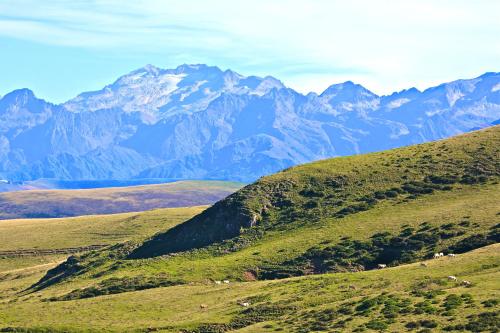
[1,65,499,182]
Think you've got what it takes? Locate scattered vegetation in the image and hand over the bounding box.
[48,275,184,301]
[184,303,296,333]
[258,223,498,279]
[0,127,498,332]
[130,126,500,258]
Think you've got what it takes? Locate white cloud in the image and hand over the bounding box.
[0,0,499,95]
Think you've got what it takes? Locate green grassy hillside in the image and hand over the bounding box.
[0,207,206,253]
[0,207,204,273]
[1,245,498,332]
[131,126,499,258]
[0,180,242,219]
[0,127,498,332]
[32,127,500,287]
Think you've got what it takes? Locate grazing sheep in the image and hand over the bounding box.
[377,264,387,269]
[214,280,222,285]
[434,253,444,259]
[239,302,250,307]
[439,252,444,256]
[447,253,456,257]
[200,304,208,309]
[420,262,428,267]
[461,280,472,286]
[223,280,230,284]
[447,276,458,281]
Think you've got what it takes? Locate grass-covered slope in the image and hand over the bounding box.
[1,127,499,332]
[0,207,204,273]
[1,244,499,332]
[0,207,206,253]
[30,126,500,295]
[130,126,500,258]
[0,180,242,220]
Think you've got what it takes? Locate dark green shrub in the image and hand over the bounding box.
[420,320,438,328]
[426,175,457,184]
[464,311,499,332]
[299,189,324,197]
[448,234,493,254]
[356,298,378,312]
[405,321,419,329]
[443,294,463,311]
[414,301,437,314]
[482,299,499,308]
[50,275,184,301]
[338,305,354,315]
[459,220,471,227]
[304,201,318,209]
[384,190,399,198]
[461,293,474,304]
[365,319,388,330]
[460,175,488,184]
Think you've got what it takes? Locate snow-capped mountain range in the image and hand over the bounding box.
[1,64,499,182]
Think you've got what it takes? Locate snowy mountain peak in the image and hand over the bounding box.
[138,64,161,75]
[262,75,284,86]
[318,81,379,113]
[62,64,288,118]
[321,81,377,99]
[1,70,499,182]
[175,63,215,73]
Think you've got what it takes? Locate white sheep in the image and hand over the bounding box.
[447,253,456,257]
[223,280,230,284]
[447,276,457,281]
[214,280,222,285]
[461,280,472,286]
[377,264,387,269]
[240,302,250,307]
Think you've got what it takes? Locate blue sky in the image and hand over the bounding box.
[1,0,499,103]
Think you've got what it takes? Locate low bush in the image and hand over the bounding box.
[464,311,499,332]
[482,299,499,308]
[365,319,388,330]
[258,222,494,279]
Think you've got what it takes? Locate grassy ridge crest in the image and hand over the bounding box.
[130,126,500,259]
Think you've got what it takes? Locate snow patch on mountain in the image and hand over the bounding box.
[63,65,285,121]
[446,88,465,107]
[1,67,499,182]
[387,98,411,109]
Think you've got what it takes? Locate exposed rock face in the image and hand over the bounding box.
[129,189,259,257]
[1,66,499,182]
